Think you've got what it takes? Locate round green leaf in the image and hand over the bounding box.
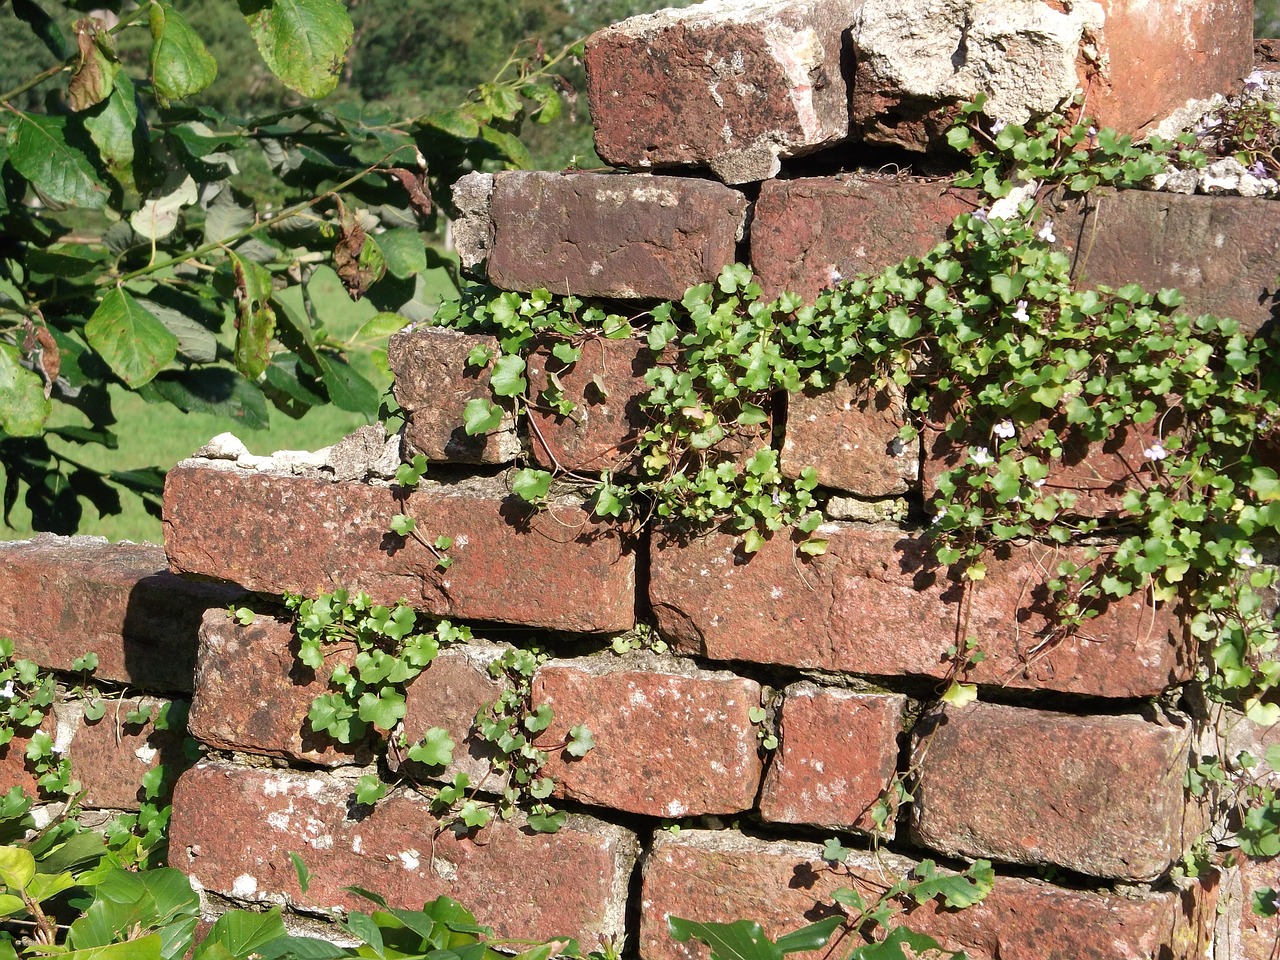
[0,343,51,436]
[0,847,35,890]
[149,2,218,104]
[239,0,354,99]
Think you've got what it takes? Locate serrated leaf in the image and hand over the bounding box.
[149,2,218,104]
[6,113,109,209]
[0,343,51,436]
[137,297,219,363]
[151,369,270,430]
[316,352,380,414]
[203,185,256,246]
[239,0,354,99]
[378,228,428,279]
[231,252,277,379]
[85,288,178,387]
[84,72,140,188]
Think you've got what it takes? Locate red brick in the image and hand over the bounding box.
[758,683,905,835]
[163,462,636,634]
[911,702,1192,881]
[63,697,184,811]
[650,524,1189,699]
[396,640,512,789]
[455,171,748,299]
[169,760,638,943]
[0,714,55,800]
[640,829,1207,960]
[849,0,1251,153]
[780,375,918,496]
[0,536,238,693]
[752,176,972,301]
[1257,39,1280,66]
[387,327,519,465]
[532,654,763,818]
[584,1,861,183]
[1231,852,1280,960]
[527,336,654,476]
[188,610,373,767]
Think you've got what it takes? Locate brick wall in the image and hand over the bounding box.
[3,1,1277,958]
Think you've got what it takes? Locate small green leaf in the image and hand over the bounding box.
[354,775,388,806]
[0,343,51,437]
[940,682,978,707]
[566,724,594,758]
[406,727,454,767]
[490,354,527,397]
[85,288,179,388]
[511,468,552,504]
[462,397,503,436]
[389,514,415,536]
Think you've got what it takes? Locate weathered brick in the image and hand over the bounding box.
[163,462,636,634]
[911,702,1192,880]
[584,0,862,183]
[758,683,905,835]
[189,610,372,767]
[1230,851,1280,960]
[650,524,1188,698]
[0,535,238,693]
[395,640,512,789]
[169,761,638,943]
[850,0,1252,153]
[532,654,763,818]
[640,829,1207,960]
[780,375,918,496]
[61,697,185,811]
[454,171,748,299]
[527,336,654,476]
[0,713,55,800]
[752,176,972,301]
[754,178,1280,337]
[387,327,520,465]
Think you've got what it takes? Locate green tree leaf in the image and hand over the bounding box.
[84,72,141,188]
[149,2,218,104]
[0,343,51,437]
[5,113,109,210]
[239,0,354,99]
[85,288,179,388]
[668,918,784,960]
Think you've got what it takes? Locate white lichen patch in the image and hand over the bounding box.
[231,874,259,898]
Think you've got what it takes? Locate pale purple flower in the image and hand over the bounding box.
[1012,300,1030,323]
[1249,160,1269,179]
[969,446,994,467]
[1037,220,1057,243]
[1143,441,1168,461]
[993,420,1016,440]
[990,118,1008,136]
[972,207,989,223]
[1238,546,1260,568]
[827,265,843,286]
[1246,70,1267,94]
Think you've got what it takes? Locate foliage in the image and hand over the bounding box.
[0,0,579,536]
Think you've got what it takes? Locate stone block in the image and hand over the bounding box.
[454,171,748,299]
[169,761,638,944]
[61,697,185,811]
[640,829,1207,960]
[188,610,373,767]
[780,374,918,496]
[527,336,655,476]
[850,0,1252,153]
[758,682,905,834]
[163,462,637,634]
[585,0,863,183]
[911,702,1192,880]
[387,327,520,466]
[532,654,763,818]
[0,535,238,693]
[650,524,1189,699]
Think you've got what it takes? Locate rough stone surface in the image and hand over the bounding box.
[452,172,494,276]
[164,462,637,634]
[758,683,905,834]
[61,697,185,811]
[849,0,1252,152]
[585,0,863,183]
[532,654,763,818]
[780,374,918,496]
[911,702,1193,880]
[0,714,55,800]
[640,829,1206,960]
[1231,852,1280,960]
[0,536,238,693]
[169,761,638,943]
[751,176,974,300]
[463,172,748,299]
[650,524,1189,698]
[527,337,655,476]
[388,327,520,465]
[326,424,400,482]
[396,640,512,790]
[188,610,373,767]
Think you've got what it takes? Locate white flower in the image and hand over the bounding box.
[969,446,994,467]
[827,265,843,286]
[1143,441,1168,461]
[932,507,946,525]
[1037,220,1056,243]
[1238,546,1260,568]
[1012,300,1030,323]
[0,682,13,700]
[1032,477,1046,489]
[993,420,1016,440]
[990,118,1008,136]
